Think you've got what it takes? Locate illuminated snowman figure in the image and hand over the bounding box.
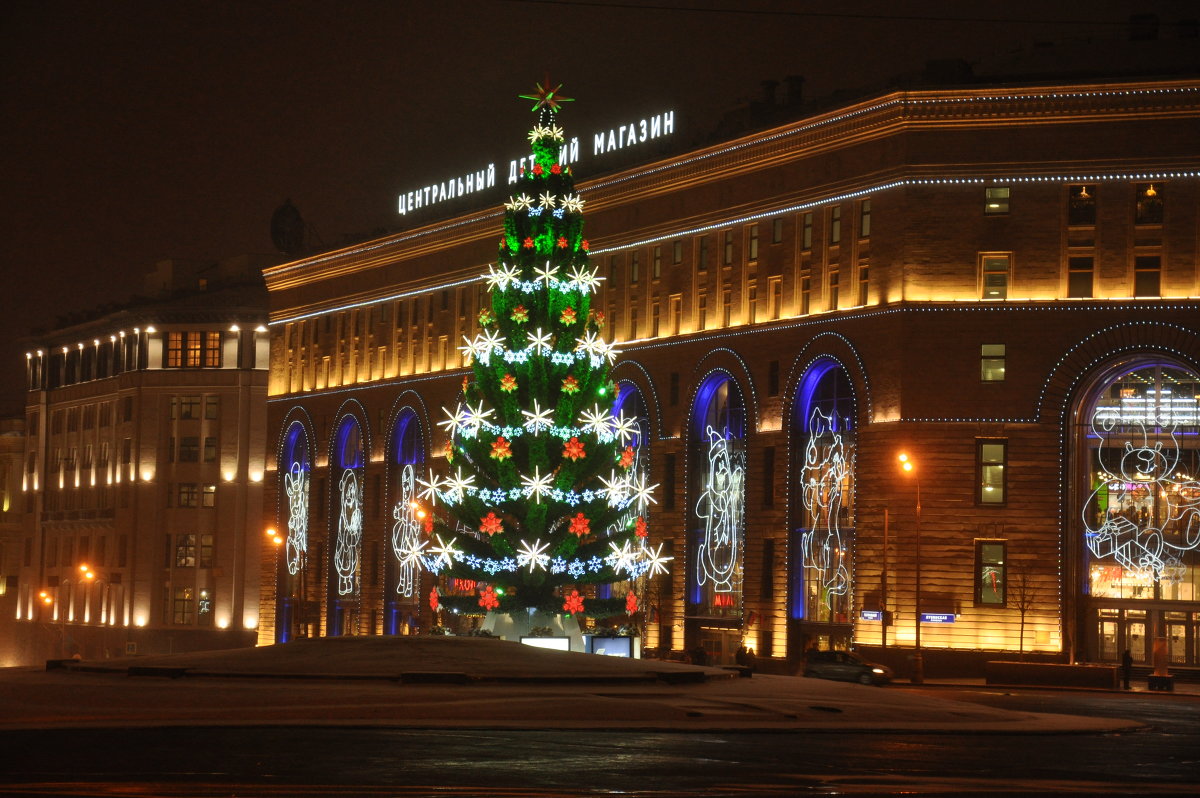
[1083,409,1200,582]
[695,425,745,595]
[334,469,363,595]
[801,407,851,606]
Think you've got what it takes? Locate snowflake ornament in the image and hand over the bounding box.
[478,585,500,611]
[563,436,586,461]
[563,590,585,614]
[569,512,590,537]
[491,436,513,460]
[480,512,503,536]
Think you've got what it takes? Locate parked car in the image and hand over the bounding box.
[803,649,893,685]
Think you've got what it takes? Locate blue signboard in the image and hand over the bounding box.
[920,613,956,624]
[859,610,883,621]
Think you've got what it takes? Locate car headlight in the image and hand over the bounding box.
[871,667,885,674]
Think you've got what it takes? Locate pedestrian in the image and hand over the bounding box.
[1121,648,1133,690]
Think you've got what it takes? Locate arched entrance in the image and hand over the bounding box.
[1075,361,1200,665]
[276,420,312,643]
[329,415,365,636]
[790,359,857,654]
[686,371,746,665]
[385,407,425,635]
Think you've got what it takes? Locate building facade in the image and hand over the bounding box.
[6,259,272,665]
[261,78,1200,674]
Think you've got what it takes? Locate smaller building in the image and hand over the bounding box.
[4,256,273,666]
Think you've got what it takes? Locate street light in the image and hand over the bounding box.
[898,453,924,685]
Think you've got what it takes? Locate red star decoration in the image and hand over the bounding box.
[561,374,580,394]
[522,237,534,249]
[444,439,455,464]
[533,164,544,176]
[563,590,585,614]
[462,375,470,391]
[551,163,562,174]
[500,373,518,393]
[569,512,590,537]
[592,309,605,328]
[619,446,635,469]
[563,436,586,461]
[479,585,500,611]
[429,587,439,612]
[626,591,639,614]
[491,436,513,460]
[581,240,590,251]
[423,516,434,534]
[559,306,577,325]
[480,512,503,536]
[635,516,648,538]
[556,236,568,249]
[511,305,529,323]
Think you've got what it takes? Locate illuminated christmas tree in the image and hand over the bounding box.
[406,82,670,625]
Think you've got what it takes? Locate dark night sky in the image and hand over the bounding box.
[1,0,1193,413]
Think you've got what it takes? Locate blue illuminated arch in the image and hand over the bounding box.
[688,370,746,614]
[790,358,857,625]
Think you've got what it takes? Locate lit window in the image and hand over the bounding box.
[985,186,1010,215]
[747,223,759,261]
[801,213,813,250]
[175,533,197,567]
[723,230,734,266]
[829,206,841,245]
[981,344,1006,382]
[201,484,216,508]
[696,236,709,271]
[975,540,1007,606]
[652,246,662,279]
[1134,182,1163,225]
[672,240,682,264]
[1068,185,1096,226]
[630,252,640,284]
[859,199,871,238]
[977,440,1007,505]
[772,217,783,244]
[828,270,839,310]
[172,586,195,625]
[981,254,1010,300]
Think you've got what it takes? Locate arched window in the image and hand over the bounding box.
[792,360,856,626]
[601,382,652,600]
[387,408,425,632]
[280,421,311,577]
[689,372,746,621]
[1078,363,1200,663]
[330,415,365,635]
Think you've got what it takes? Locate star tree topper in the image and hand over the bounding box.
[519,77,575,113]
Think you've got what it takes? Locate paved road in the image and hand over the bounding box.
[1,687,1196,796]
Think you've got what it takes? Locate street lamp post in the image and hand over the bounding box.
[898,453,924,685]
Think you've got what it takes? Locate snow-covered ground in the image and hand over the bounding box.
[0,637,1144,733]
